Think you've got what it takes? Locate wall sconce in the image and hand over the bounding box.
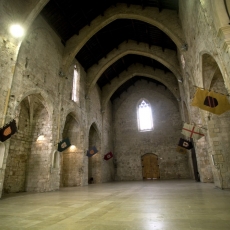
[37,134,45,141]
[69,145,77,152]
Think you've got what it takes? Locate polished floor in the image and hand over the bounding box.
[0,180,230,230]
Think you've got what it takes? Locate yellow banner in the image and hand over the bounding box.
[191,88,230,115]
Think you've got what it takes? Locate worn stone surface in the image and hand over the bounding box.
[113,80,190,180]
[1,0,230,198]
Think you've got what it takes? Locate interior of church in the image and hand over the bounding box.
[1,0,230,229]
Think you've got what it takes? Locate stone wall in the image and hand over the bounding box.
[0,12,114,197]
[113,80,190,181]
[179,0,230,187]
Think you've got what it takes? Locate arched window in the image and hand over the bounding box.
[137,99,153,131]
[72,65,80,102]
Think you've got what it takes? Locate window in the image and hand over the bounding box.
[137,99,153,131]
[72,65,79,102]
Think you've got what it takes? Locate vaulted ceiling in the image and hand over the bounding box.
[41,0,179,102]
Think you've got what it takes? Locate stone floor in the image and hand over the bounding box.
[0,180,230,230]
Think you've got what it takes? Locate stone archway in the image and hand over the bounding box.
[88,123,101,184]
[202,53,230,188]
[101,64,179,110]
[3,93,52,193]
[62,4,184,72]
[86,40,180,96]
[60,112,82,187]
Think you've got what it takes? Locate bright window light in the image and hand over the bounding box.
[137,100,153,131]
[72,65,78,102]
[9,24,24,38]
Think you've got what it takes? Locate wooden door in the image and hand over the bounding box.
[142,154,160,179]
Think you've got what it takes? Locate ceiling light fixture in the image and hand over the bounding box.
[9,24,24,38]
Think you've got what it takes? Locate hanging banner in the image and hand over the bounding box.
[191,87,230,115]
[86,146,98,157]
[104,151,113,160]
[181,123,204,141]
[0,119,17,142]
[178,138,193,150]
[58,138,71,152]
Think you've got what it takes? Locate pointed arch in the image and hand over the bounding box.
[101,64,179,110]
[62,4,185,72]
[86,41,180,96]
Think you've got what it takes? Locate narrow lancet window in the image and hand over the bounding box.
[137,99,153,131]
[72,65,79,102]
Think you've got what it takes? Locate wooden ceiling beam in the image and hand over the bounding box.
[79,7,91,26]
[140,56,145,67]
[160,31,166,52]
[108,28,118,49]
[54,1,77,35]
[142,0,146,10]
[157,0,163,12]
[151,59,156,71]
[145,24,151,48]
[104,72,111,85]
[131,77,136,87]
[112,65,119,78]
[85,43,98,65]
[95,34,107,59]
[127,0,131,8]
[100,0,106,16]
[131,20,139,44]
[121,57,128,71]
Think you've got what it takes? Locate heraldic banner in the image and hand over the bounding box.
[86,146,98,157]
[178,138,193,150]
[58,138,71,152]
[104,151,113,160]
[0,119,17,142]
[181,123,204,141]
[191,87,230,115]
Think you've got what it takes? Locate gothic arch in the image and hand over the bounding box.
[88,122,101,138]
[15,89,53,118]
[60,112,82,187]
[62,4,185,72]
[101,64,179,110]
[88,122,102,184]
[86,40,181,96]
[4,92,52,193]
[201,52,230,187]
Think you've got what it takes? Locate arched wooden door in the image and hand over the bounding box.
[142,154,160,179]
